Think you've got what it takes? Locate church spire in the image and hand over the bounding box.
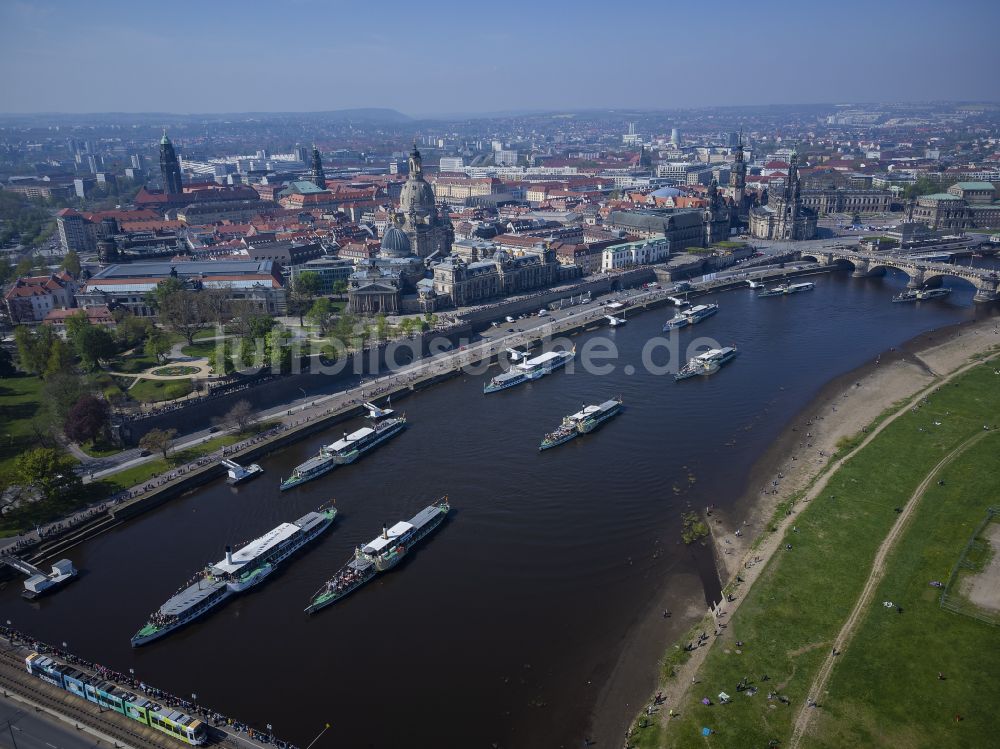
[310,145,326,189]
[159,130,182,195]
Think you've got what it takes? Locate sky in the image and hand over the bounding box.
[1,0,998,116]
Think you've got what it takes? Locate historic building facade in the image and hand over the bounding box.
[748,152,817,240]
[430,247,563,308]
[397,145,453,259]
[911,182,1000,230]
[799,188,892,216]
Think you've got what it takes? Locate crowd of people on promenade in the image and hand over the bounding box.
[2,626,296,748]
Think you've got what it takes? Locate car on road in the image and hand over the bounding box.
[139,449,151,457]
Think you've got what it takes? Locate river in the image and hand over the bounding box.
[2,267,997,748]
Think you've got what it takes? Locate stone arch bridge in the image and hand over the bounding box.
[799,247,999,303]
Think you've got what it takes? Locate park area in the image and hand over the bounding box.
[638,362,1000,749]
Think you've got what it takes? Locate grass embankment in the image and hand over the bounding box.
[805,435,1000,748]
[652,363,1000,749]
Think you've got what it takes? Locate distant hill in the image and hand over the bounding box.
[0,108,413,126]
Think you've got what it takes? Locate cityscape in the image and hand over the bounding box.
[1,1,1000,748]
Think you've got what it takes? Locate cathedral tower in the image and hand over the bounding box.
[159,131,183,195]
[310,146,326,189]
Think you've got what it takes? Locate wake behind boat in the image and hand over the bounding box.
[305,498,450,614]
[484,348,574,393]
[132,504,337,646]
[539,398,623,450]
[675,346,739,381]
[280,402,406,490]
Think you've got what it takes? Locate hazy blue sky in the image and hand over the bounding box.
[1,0,998,115]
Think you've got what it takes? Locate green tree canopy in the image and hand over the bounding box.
[144,328,172,363]
[306,298,335,335]
[14,324,57,376]
[60,250,81,277]
[65,312,117,370]
[14,447,81,501]
[290,271,322,326]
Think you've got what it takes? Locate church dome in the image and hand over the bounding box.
[399,177,437,216]
[380,225,412,257]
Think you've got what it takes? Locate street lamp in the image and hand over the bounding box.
[305,723,330,749]
[2,719,19,749]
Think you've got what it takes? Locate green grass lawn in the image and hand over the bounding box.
[109,352,160,374]
[655,363,1000,749]
[180,340,222,358]
[0,375,46,483]
[78,440,122,458]
[804,436,1000,749]
[128,377,194,402]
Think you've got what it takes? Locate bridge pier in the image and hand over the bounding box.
[974,278,999,303]
[907,269,926,289]
[850,259,870,278]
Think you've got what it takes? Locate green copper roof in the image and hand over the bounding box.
[953,181,995,191]
[920,193,960,200]
[161,131,170,145]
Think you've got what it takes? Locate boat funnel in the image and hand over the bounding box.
[382,524,388,539]
[226,545,233,565]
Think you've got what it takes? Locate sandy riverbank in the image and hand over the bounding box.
[588,312,1000,748]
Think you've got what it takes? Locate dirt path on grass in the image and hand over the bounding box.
[654,339,1000,741]
[787,429,993,748]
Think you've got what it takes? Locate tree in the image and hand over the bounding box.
[218,399,254,433]
[332,279,348,297]
[148,276,186,310]
[207,339,234,375]
[290,271,321,326]
[306,298,335,335]
[14,447,81,502]
[198,287,232,330]
[64,394,110,445]
[114,312,153,349]
[144,328,172,363]
[60,250,81,278]
[159,289,208,345]
[0,257,13,285]
[14,256,33,278]
[13,325,56,376]
[139,428,177,460]
[44,337,74,378]
[66,313,117,370]
[42,371,88,421]
[265,328,294,373]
